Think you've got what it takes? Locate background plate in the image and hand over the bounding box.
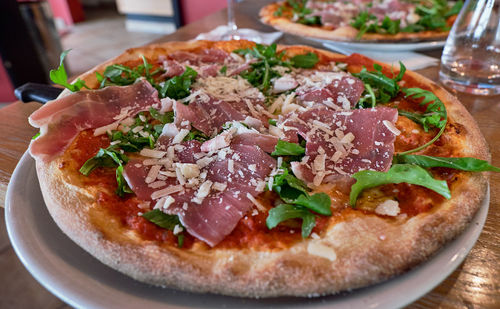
[308,37,446,52]
[6,152,489,309]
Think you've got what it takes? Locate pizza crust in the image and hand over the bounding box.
[260,3,450,42]
[35,40,490,297]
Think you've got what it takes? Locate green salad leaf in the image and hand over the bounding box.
[398,87,448,155]
[350,164,451,206]
[290,52,319,68]
[235,43,318,93]
[266,204,316,238]
[354,61,405,106]
[141,209,184,247]
[394,155,500,172]
[160,66,198,99]
[271,140,305,156]
[267,165,331,237]
[50,50,89,92]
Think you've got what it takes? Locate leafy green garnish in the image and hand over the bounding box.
[290,52,319,68]
[352,0,461,37]
[271,140,305,156]
[267,166,331,237]
[96,55,162,89]
[149,107,174,124]
[32,132,40,140]
[350,164,451,206]
[354,62,405,106]
[79,146,131,196]
[219,65,227,75]
[50,50,89,92]
[79,146,128,176]
[266,204,316,238]
[160,66,198,100]
[351,12,401,39]
[285,0,321,25]
[400,87,447,131]
[235,43,318,93]
[184,129,210,142]
[141,209,184,247]
[268,119,277,126]
[394,155,500,172]
[398,87,447,155]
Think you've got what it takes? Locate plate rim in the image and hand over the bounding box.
[5,151,490,309]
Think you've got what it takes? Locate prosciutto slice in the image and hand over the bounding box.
[169,49,229,65]
[280,106,398,186]
[29,80,160,162]
[123,140,276,246]
[174,94,268,135]
[296,74,364,110]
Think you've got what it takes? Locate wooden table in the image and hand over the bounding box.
[1,1,499,308]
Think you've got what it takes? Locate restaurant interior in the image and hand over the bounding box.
[0,0,499,308]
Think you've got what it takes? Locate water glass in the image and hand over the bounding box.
[439,0,500,95]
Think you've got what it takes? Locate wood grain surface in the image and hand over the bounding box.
[1,1,499,308]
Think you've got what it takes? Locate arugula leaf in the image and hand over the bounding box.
[394,155,500,172]
[79,146,132,197]
[79,147,128,176]
[350,164,451,206]
[398,110,442,132]
[141,210,184,247]
[97,55,162,89]
[290,52,319,68]
[271,140,305,156]
[149,107,174,124]
[285,0,321,25]
[50,50,89,92]
[354,61,405,105]
[116,165,133,196]
[160,66,198,99]
[398,87,448,154]
[445,0,464,18]
[235,44,287,92]
[266,204,316,238]
[268,119,277,126]
[142,209,182,229]
[235,44,317,93]
[184,129,210,142]
[294,193,332,215]
[219,65,227,75]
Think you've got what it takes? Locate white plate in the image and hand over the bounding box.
[6,152,489,309]
[309,38,446,52]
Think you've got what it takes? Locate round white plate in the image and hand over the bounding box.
[6,152,489,309]
[309,38,446,52]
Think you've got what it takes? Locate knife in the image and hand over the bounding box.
[14,83,63,104]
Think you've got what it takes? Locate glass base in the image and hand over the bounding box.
[221,30,262,43]
[439,71,500,96]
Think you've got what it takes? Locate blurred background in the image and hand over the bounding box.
[0,0,229,108]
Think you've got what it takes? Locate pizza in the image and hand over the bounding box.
[260,0,462,42]
[28,40,496,298]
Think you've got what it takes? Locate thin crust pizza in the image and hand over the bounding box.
[28,40,496,298]
[260,0,462,42]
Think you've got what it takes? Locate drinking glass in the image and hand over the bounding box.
[439,0,500,95]
[221,0,262,42]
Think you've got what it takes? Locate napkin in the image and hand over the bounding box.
[195,25,283,44]
[322,43,438,70]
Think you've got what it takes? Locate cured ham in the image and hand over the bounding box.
[295,74,364,110]
[280,106,398,186]
[174,94,268,136]
[123,140,276,246]
[169,49,229,65]
[29,80,160,162]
